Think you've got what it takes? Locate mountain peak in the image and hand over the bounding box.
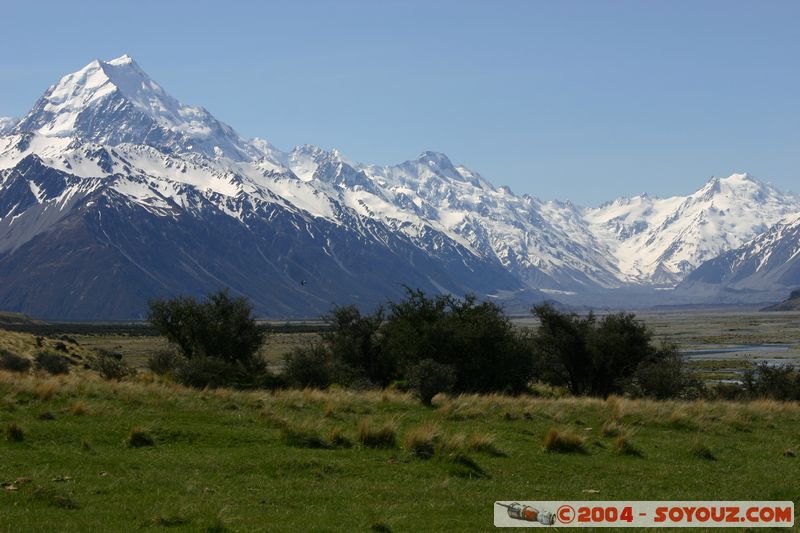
[13,55,252,161]
[106,54,136,66]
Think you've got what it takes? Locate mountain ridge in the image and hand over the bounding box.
[1,55,798,317]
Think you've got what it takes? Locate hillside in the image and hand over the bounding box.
[763,290,800,311]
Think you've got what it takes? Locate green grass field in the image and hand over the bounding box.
[2,369,799,532]
[2,314,800,531]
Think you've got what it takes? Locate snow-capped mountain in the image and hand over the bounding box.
[0,117,16,135]
[584,174,800,285]
[0,55,797,317]
[680,213,800,293]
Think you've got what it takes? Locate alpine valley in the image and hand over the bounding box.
[1,56,799,318]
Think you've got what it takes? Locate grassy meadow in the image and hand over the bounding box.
[1,313,800,531]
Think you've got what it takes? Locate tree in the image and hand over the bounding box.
[320,305,392,386]
[381,289,532,394]
[148,289,265,364]
[531,304,683,397]
[530,304,596,395]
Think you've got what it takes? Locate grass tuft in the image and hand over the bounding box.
[31,486,80,509]
[5,421,24,442]
[612,433,643,457]
[403,424,441,458]
[466,433,507,457]
[601,420,623,437]
[543,428,585,454]
[691,442,716,461]
[326,426,353,448]
[69,400,88,416]
[127,426,155,448]
[357,418,397,448]
[281,423,330,449]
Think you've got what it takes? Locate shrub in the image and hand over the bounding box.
[0,350,32,373]
[146,349,182,375]
[148,289,265,364]
[743,364,800,401]
[408,359,456,406]
[34,352,70,375]
[128,427,155,447]
[531,304,692,398]
[175,355,272,390]
[5,422,24,442]
[542,428,585,453]
[633,343,702,400]
[91,353,133,381]
[320,305,392,387]
[357,418,397,448]
[283,344,333,389]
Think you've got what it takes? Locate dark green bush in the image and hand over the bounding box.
[632,343,703,399]
[0,349,32,373]
[321,305,391,386]
[34,352,70,375]
[90,353,133,381]
[283,344,333,389]
[175,356,273,390]
[742,364,800,401]
[530,304,684,397]
[408,358,456,405]
[146,349,182,375]
[381,289,532,394]
[148,289,265,364]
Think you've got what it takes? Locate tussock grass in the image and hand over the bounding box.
[612,433,643,457]
[691,442,716,461]
[667,409,700,431]
[281,422,329,449]
[403,424,441,458]
[357,418,398,448]
[69,400,88,416]
[326,426,353,448]
[5,421,24,442]
[31,486,80,509]
[601,420,624,437]
[466,433,506,457]
[543,428,586,453]
[127,426,155,448]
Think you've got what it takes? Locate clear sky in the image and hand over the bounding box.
[1,0,798,205]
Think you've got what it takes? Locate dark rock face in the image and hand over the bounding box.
[0,160,524,319]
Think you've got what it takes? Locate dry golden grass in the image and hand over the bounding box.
[357,418,398,448]
[466,433,506,456]
[612,433,643,457]
[601,420,624,437]
[69,400,88,416]
[543,428,586,453]
[403,423,441,458]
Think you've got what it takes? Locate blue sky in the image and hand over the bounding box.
[1,0,798,205]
